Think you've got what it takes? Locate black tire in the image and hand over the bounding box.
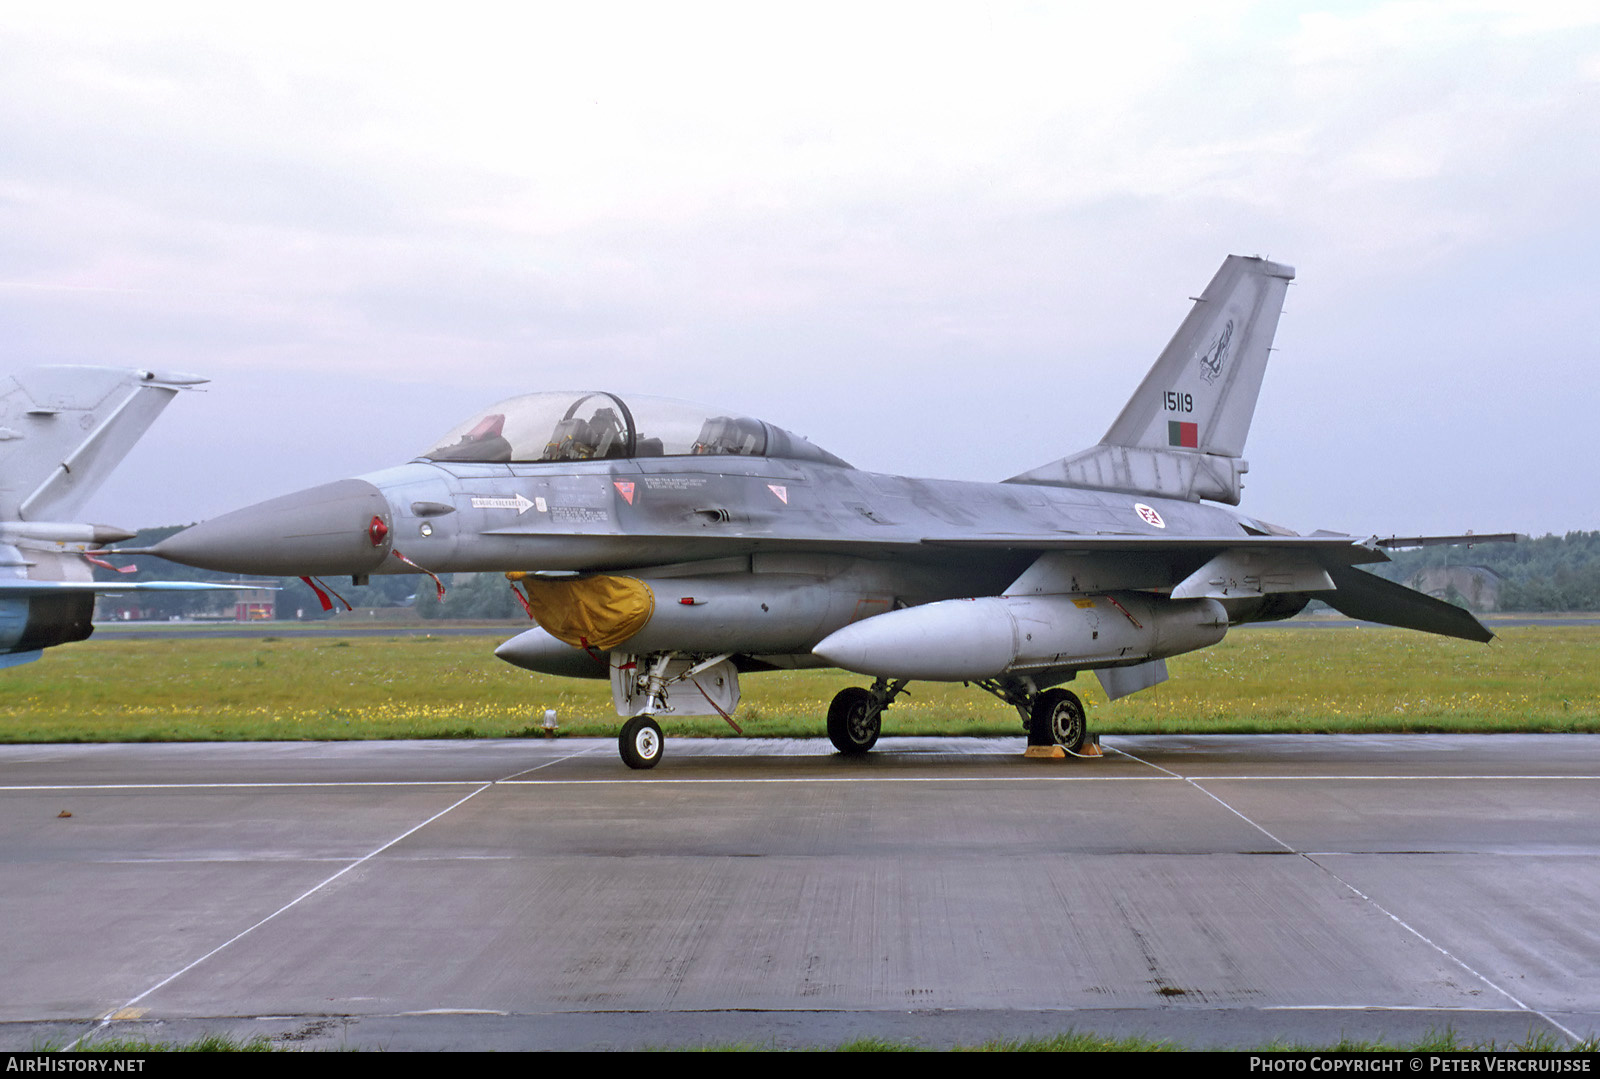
[619,715,664,769]
[827,687,881,755]
[1029,689,1086,752]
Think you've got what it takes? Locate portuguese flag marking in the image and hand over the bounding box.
[1168,421,1199,448]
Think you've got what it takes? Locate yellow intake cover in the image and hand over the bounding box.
[512,574,655,650]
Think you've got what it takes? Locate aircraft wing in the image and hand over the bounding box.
[922,533,1495,642]
[921,533,1389,565]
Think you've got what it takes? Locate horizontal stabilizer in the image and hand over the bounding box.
[1317,565,1493,643]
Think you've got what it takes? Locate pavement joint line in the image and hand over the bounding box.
[10,773,1593,792]
[1307,851,1593,858]
[1155,774,1600,781]
[65,781,495,1051]
[1113,744,1584,1045]
[0,776,1178,791]
[1117,747,1299,853]
[0,782,494,791]
[1299,855,1583,1044]
[1266,1004,1561,1012]
[1102,744,1186,779]
[496,774,1175,784]
[495,742,602,781]
[98,857,395,864]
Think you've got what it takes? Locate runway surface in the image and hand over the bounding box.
[2,734,1597,1051]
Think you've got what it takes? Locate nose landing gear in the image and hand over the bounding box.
[619,715,664,770]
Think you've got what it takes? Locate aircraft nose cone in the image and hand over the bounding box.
[154,478,394,576]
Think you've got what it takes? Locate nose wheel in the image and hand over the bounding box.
[619,715,664,769]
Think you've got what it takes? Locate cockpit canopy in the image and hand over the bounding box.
[422,391,851,468]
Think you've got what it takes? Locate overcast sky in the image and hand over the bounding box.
[3,1,1596,539]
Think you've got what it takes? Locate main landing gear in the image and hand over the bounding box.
[827,677,908,755]
[971,676,1093,756]
[823,676,1093,758]
[1027,688,1087,754]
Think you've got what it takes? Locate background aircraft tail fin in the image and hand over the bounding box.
[1008,255,1294,505]
[0,367,205,523]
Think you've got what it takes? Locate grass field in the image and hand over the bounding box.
[0,624,1595,743]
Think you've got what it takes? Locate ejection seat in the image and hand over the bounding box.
[693,416,764,456]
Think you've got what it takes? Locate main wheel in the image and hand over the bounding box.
[1029,689,1086,753]
[827,687,881,755]
[619,715,664,769]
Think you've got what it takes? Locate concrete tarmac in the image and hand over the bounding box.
[1,734,1597,1051]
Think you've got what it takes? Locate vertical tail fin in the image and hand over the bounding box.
[0,367,206,522]
[1008,255,1294,505]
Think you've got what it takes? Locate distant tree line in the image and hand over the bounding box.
[1367,531,1600,612]
[414,571,528,620]
[92,521,499,617]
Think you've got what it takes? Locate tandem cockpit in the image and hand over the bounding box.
[421,391,851,468]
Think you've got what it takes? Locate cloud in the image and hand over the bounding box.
[0,2,1594,534]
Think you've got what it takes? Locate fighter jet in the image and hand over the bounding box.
[0,367,259,667]
[145,256,1506,768]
